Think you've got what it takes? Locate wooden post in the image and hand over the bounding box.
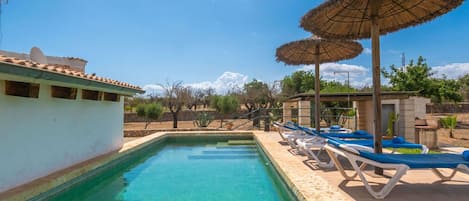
[371,0,383,175]
[315,44,321,132]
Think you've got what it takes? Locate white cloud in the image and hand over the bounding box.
[363,48,371,54]
[300,63,371,88]
[301,62,367,77]
[142,71,249,96]
[185,71,249,94]
[432,63,469,79]
[142,84,164,97]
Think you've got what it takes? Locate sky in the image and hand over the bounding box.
[0,0,468,95]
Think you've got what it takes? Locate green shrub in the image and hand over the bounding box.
[440,116,457,138]
[386,112,399,137]
[194,112,214,127]
[136,103,164,129]
[211,95,239,128]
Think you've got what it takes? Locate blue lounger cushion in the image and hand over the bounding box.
[464,150,469,161]
[355,130,370,135]
[392,136,405,144]
[305,127,373,139]
[358,150,469,169]
[336,139,423,149]
[326,133,373,139]
[330,125,341,130]
[283,124,297,130]
[274,122,297,131]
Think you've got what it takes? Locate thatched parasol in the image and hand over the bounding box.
[301,0,463,39]
[276,36,363,131]
[300,0,463,173]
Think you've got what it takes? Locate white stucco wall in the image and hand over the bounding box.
[0,75,124,192]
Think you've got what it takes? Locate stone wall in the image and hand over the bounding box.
[298,100,311,127]
[355,100,373,132]
[399,98,416,142]
[124,128,220,137]
[426,103,469,113]
[124,110,246,122]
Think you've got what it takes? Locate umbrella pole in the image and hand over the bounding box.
[371,1,383,175]
[315,45,320,131]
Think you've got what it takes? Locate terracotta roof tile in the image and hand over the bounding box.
[0,54,142,91]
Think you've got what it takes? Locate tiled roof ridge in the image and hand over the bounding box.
[0,54,142,91]
[48,55,88,63]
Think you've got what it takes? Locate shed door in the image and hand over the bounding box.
[381,104,395,135]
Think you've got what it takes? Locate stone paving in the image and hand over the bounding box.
[440,146,468,154]
[254,131,469,201]
[253,131,353,201]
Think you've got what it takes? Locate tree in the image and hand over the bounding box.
[240,80,270,113]
[202,87,215,108]
[184,87,198,111]
[382,56,463,103]
[280,70,358,126]
[431,77,463,103]
[458,74,469,101]
[321,80,356,93]
[319,80,357,126]
[236,79,280,128]
[211,95,239,128]
[281,70,317,96]
[161,81,192,128]
[136,103,164,129]
[382,56,434,94]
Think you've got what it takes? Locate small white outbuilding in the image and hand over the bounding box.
[0,49,143,192]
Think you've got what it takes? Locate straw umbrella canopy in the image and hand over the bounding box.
[276,36,363,131]
[300,0,463,172]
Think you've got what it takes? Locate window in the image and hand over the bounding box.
[82,89,101,101]
[5,80,39,98]
[51,86,77,100]
[103,92,120,102]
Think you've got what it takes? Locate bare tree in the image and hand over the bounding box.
[184,87,197,111]
[237,80,280,128]
[161,81,192,128]
[202,87,215,108]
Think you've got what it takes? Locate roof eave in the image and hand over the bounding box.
[0,62,144,96]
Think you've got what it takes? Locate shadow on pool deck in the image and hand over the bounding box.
[256,132,469,201]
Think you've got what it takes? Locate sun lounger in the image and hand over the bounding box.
[324,139,469,199]
[321,125,352,133]
[296,125,426,152]
[272,122,310,148]
[294,125,428,168]
[305,126,374,139]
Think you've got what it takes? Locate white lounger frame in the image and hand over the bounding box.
[272,122,311,149]
[324,143,469,199]
[297,137,429,169]
[296,137,335,168]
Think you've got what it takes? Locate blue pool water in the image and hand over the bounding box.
[46,137,297,201]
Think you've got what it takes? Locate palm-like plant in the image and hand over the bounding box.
[440,116,457,138]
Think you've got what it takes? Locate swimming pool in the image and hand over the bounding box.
[44,136,298,201]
